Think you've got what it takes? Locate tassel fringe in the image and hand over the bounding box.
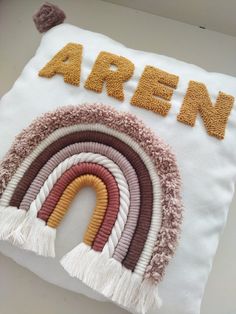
[23,218,56,257]
[60,242,91,278]
[0,206,26,241]
[60,243,162,313]
[7,209,38,246]
[0,206,162,312]
[100,258,122,297]
[136,280,162,314]
[0,206,56,257]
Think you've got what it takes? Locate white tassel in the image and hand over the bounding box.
[60,242,91,278]
[0,207,26,240]
[61,244,118,292]
[81,250,107,288]
[112,268,133,304]
[61,246,162,314]
[101,258,122,297]
[0,205,8,220]
[123,272,142,308]
[113,272,162,313]
[135,279,162,314]
[86,245,122,293]
[8,209,38,246]
[23,218,56,257]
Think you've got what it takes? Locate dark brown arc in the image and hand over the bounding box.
[9,130,153,271]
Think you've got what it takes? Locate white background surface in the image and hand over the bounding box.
[0,1,235,314]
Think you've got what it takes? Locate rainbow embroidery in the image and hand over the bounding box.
[0,104,182,313]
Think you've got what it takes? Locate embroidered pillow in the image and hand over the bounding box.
[0,19,236,314]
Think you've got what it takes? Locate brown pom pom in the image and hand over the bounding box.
[33,2,66,33]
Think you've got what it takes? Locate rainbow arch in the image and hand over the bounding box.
[0,104,182,313]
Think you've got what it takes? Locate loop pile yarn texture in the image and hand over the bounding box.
[0,104,182,313]
[33,2,66,33]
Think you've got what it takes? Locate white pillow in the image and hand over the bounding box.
[0,23,236,314]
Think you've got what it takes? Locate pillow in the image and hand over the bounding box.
[0,21,236,314]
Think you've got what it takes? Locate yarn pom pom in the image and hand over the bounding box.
[33,2,66,33]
